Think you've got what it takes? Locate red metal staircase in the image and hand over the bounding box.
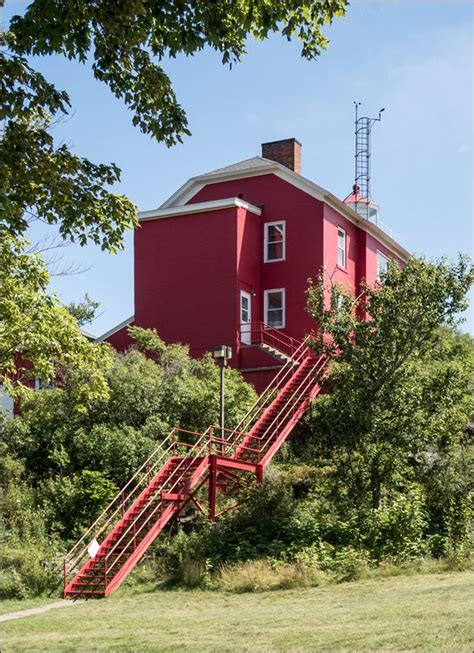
[63,326,327,598]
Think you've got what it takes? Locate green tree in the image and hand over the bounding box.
[1,327,257,551]
[9,0,348,143]
[0,53,137,251]
[0,234,110,400]
[3,327,257,486]
[2,1,348,247]
[67,293,100,327]
[306,256,473,514]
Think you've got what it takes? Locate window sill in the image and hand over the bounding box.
[264,258,286,264]
[336,265,348,274]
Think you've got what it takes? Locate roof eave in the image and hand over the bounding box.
[97,315,135,342]
[139,197,262,222]
[160,161,281,209]
[157,157,409,261]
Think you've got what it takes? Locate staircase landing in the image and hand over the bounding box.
[63,324,327,598]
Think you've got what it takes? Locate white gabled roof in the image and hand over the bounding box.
[205,156,269,175]
[97,315,134,342]
[156,156,409,261]
[160,157,290,209]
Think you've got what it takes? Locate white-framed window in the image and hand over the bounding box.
[337,227,346,268]
[376,250,389,280]
[264,288,285,328]
[264,221,286,262]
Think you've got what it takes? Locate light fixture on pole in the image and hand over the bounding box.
[212,345,232,452]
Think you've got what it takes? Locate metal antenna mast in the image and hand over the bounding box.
[353,102,385,219]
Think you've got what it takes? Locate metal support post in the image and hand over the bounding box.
[208,455,217,521]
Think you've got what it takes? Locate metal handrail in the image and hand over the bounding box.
[226,336,312,451]
[232,354,326,463]
[208,426,262,460]
[64,327,330,593]
[105,426,213,580]
[243,321,301,358]
[63,427,182,581]
[256,354,328,458]
[63,426,208,586]
[104,424,265,583]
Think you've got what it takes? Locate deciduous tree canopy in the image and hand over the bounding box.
[306,256,473,514]
[0,234,110,401]
[2,0,348,249]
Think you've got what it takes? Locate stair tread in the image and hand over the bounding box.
[64,359,325,598]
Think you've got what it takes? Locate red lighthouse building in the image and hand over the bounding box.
[102,138,408,391]
[64,140,411,597]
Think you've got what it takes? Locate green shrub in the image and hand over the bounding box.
[1,481,63,599]
[0,536,62,599]
[38,470,118,538]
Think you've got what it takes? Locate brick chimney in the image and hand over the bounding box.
[261,138,302,174]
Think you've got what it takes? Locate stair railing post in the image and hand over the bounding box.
[121,489,125,517]
[63,558,67,594]
[104,558,108,591]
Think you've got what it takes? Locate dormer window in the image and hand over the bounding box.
[264,221,286,262]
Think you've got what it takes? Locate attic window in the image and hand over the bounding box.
[264,221,286,262]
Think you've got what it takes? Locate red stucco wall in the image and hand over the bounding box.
[105,171,405,393]
[134,206,239,358]
[190,174,324,343]
[105,325,134,352]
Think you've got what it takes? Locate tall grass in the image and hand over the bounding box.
[166,553,473,594]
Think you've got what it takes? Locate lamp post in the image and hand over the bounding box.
[212,345,232,453]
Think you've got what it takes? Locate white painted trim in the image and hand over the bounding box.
[97,315,134,342]
[240,290,252,345]
[264,288,286,329]
[337,226,347,269]
[139,197,262,222]
[157,157,409,261]
[264,220,286,263]
[376,249,390,280]
[160,161,281,208]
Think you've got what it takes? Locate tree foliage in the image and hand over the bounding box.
[2,1,347,249]
[0,234,110,400]
[0,52,138,251]
[67,292,100,327]
[2,327,257,519]
[8,1,348,144]
[304,255,473,530]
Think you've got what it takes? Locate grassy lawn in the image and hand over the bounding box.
[0,597,53,617]
[1,571,473,652]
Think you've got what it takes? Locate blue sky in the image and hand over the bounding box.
[5,0,473,335]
